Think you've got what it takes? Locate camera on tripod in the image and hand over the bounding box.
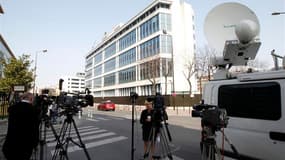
[146,92,168,122]
[192,101,229,131]
[57,92,94,115]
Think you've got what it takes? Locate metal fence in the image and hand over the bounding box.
[93,94,202,107]
[0,92,9,119]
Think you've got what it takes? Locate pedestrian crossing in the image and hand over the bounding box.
[44,125,128,154]
[84,115,125,122]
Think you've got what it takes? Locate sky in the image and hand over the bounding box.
[1,0,284,88]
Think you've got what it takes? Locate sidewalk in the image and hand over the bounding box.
[83,105,201,130]
[111,104,193,117]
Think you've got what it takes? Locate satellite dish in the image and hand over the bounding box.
[204,2,262,79]
[204,2,260,54]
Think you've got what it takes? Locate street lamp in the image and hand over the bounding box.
[272,12,285,15]
[33,49,47,95]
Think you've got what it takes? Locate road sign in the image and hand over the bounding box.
[13,85,25,92]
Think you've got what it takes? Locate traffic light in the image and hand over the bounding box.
[59,79,64,90]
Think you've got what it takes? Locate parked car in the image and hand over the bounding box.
[97,100,115,111]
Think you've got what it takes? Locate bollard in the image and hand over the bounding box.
[78,111,82,119]
[90,109,93,118]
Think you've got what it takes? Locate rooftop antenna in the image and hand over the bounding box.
[271,49,285,70]
[204,2,261,79]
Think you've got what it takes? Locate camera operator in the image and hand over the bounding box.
[2,92,40,160]
[140,100,155,157]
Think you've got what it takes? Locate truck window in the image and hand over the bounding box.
[218,82,281,120]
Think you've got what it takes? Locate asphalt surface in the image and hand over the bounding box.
[0,107,202,160]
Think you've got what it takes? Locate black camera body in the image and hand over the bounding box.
[147,92,168,122]
[147,92,165,110]
[34,94,54,116]
[57,92,94,115]
[192,102,228,131]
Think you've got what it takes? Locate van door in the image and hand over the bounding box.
[215,80,285,160]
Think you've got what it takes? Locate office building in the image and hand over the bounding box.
[0,34,15,78]
[85,0,197,97]
[61,72,85,93]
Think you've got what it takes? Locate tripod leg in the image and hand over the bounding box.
[144,127,155,160]
[160,128,173,160]
[201,141,208,160]
[39,120,45,160]
[71,118,91,160]
[52,119,69,160]
[214,144,221,160]
[61,122,72,160]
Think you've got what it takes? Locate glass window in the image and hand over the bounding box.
[85,80,92,88]
[159,13,171,31]
[119,29,136,51]
[160,35,172,53]
[104,73,116,86]
[218,82,281,120]
[85,58,93,68]
[139,58,160,80]
[93,78,102,88]
[94,64,102,76]
[140,15,159,40]
[94,52,102,64]
[140,36,160,59]
[85,70,92,79]
[119,66,136,84]
[104,89,115,96]
[104,58,116,73]
[119,48,136,67]
[105,42,116,59]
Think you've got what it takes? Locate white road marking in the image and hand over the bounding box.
[86,118,99,122]
[46,129,106,142]
[50,136,127,153]
[48,131,115,147]
[46,127,99,138]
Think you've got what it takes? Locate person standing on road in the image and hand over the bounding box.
[2,92,40,160]
[140,100,155,158]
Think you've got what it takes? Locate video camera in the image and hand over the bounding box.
[192,101,229,132]
[57,92,94,115]
[146,92,168,122]
[147,92,165,110]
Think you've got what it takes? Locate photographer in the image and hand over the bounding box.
[140,100,155,157]
[2,92,40,160]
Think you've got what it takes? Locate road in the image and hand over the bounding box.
[40,108,202,160]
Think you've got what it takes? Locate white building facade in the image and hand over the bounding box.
[0,34,15,78]
[61,72,85,93]
[85,0,197,97]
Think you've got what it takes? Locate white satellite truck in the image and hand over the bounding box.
[199,2,285,160]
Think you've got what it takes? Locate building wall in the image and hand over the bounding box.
[61,73,85,93]
[85,0,197,97]
[0,34,15,78]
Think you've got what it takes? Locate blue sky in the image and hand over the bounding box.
[1,0,284,88]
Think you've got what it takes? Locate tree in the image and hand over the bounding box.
[0,54,34,93]
[140,58,161,95]
[195,46,217,93]
[183,58,196,96]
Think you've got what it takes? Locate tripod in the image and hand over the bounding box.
[144,109,173,160]
[37,113,61,160]
[200,126,221,160]
[52,109,91,160]
[200,126,240,160]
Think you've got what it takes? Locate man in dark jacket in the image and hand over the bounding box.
[2,92,39,160]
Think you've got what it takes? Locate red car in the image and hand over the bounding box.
[97,101,115,111]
